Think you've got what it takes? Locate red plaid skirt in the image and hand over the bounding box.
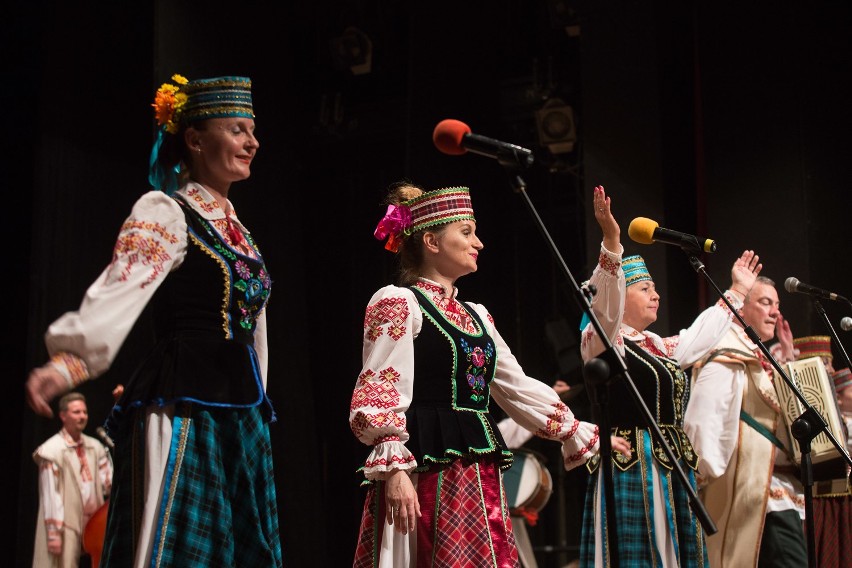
[353,458,520,567]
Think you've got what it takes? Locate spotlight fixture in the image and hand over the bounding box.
[330,26,373,76]
[535,98,577,154]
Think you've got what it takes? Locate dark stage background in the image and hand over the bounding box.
[7,1,852,566]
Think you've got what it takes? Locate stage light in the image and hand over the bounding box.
[330,26,373,76]
[535,98,577,154]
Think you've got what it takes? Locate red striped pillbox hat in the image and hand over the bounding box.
[405,187,475,234]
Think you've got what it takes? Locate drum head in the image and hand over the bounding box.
[503,449,553,513]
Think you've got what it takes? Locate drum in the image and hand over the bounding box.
[503,449,553,516]
[83,501,109,568]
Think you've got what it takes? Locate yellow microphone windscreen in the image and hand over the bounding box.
[627,217,659,245]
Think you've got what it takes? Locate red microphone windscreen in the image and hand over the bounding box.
[433,119,471,155]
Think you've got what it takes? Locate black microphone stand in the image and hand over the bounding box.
[497,164,717,567]
[812,300,852,376]
[687,255,852,568]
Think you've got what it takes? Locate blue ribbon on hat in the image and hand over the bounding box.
[148,126,180,195]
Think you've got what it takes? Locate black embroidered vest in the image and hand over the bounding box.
[406,287,512,472]
[590,342,698,473]
[108,195,273,431]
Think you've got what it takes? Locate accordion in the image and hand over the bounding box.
[774,356,851,494]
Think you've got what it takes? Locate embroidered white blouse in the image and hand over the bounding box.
[351,278,600,480]
[43,183,269,390]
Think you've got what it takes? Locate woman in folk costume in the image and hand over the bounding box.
[25,74,282,567]
[579,185,761,567]
[350,182,631,567]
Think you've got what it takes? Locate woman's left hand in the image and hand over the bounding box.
[610,435,632,460]
[730,249,762,297]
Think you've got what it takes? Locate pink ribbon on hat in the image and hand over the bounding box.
[373,204,412,252]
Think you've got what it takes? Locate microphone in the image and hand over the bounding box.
[628,217,717,254]
[784,277,848,302]
[841,317,852,331]
[432,119,534,168]
[95,426,115,451]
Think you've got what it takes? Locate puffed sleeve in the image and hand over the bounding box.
[473,304,600,471]
[580,243,626,361]
[350,285,421,480]
[665,291,743,368]
[44,191,188,383]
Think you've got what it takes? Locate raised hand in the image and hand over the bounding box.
[774,313,796,363]
[730,250,762,297]
[593,185,620,253]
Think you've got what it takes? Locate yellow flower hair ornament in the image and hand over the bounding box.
[152,74,189,134]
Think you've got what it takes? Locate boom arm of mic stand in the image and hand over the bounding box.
[812,300,852,378]
[501,168,717,540]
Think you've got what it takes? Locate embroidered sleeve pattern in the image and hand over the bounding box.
[350,367,402,415]
[716,290,743,316]
[580,244,626,362]
[537,402,577,439]
[107,219,180,288]
[48,352,90,386]
[599,250,621,275]
[479,302,601,470]
[364,297,410,342]
[563,427,600,465]
[671,287,740,368]
[351,286,419,479]
[44,191,187,379]
[661,335,680,358]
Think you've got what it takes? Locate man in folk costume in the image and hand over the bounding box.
[33,392,112,568]
[684,276,807,567]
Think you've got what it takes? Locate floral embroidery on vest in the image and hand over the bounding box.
[233,259,271,330]
[460,338,494,403]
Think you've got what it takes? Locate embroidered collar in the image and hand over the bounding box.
[620,323,646,340]
[414,277,458,300]
[621,323,667,357]
[414,278,477,333]
[177,182,247,231]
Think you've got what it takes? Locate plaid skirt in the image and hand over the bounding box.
[580,430,707,568]
[353,457,519,567]
[100,403,282,567]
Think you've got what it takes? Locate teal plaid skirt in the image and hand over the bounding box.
[580,430,707,568]
[100,403,282,567]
